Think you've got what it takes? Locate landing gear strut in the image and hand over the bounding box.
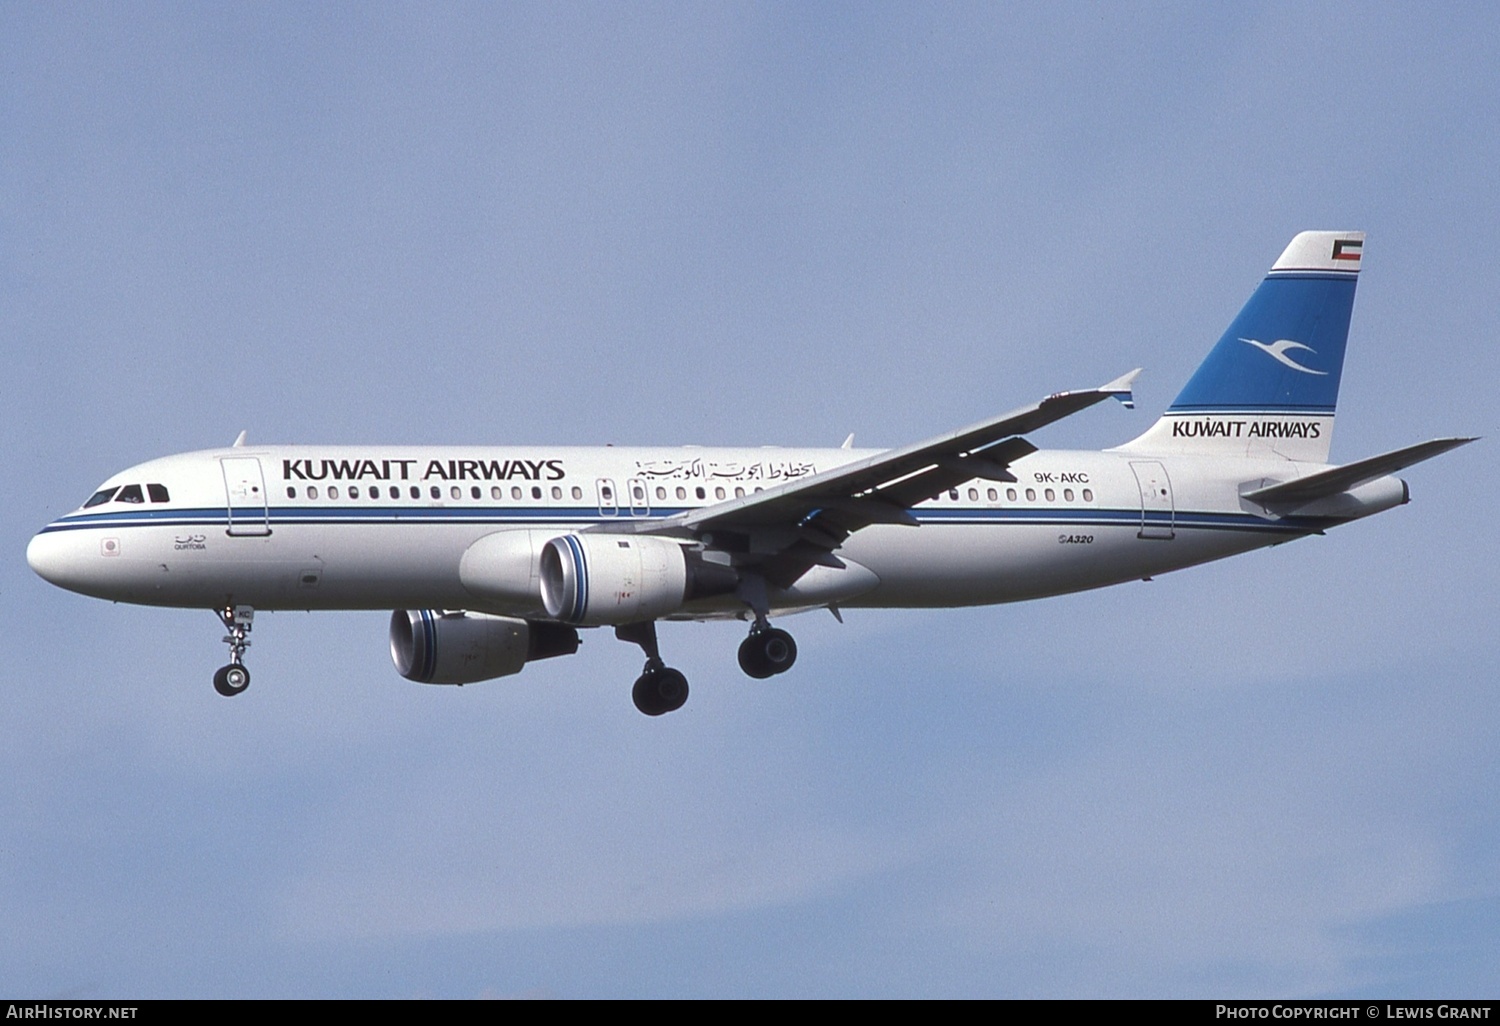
[616,621,689,716]
[213,605,254,697]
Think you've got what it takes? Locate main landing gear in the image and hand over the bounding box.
[737,622,798,679]
[733,574,797,679]
[213,605,254,697]
[616,621,689,717]
[615,611,800,718]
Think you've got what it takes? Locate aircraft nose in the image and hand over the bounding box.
[27,527,82,590]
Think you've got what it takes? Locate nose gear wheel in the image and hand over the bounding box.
[213,605,254,698]
[213,663,250,697]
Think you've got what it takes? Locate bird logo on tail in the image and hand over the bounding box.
[1237,337,1328,376]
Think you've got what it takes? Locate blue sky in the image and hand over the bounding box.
[2,2,1496,998]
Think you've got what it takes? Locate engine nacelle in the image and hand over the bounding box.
[389,609,580,685]
[458,529,551,614]
[540,533,735,625]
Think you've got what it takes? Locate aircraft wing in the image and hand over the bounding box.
[624,369,1140,587]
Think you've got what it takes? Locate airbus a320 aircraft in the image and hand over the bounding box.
[28,232,1473,715]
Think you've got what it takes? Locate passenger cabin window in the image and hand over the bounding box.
[116,484,145,504]
[147,484,170,503]
[84,487,117,508]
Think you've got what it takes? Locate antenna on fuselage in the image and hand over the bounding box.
[232,430,247,448]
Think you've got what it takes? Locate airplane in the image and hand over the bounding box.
[26,231,1475,716]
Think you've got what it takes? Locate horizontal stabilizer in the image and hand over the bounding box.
[1242,437,1476,513]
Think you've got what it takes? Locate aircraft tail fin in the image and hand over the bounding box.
[1121,231,1364,462]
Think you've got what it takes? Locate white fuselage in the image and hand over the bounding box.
[26,443,1401,620]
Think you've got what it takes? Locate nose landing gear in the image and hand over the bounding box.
[213,605,254,697]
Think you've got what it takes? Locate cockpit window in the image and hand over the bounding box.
[115,484,145,504]
[84,487,118,508]
[147,484,170,503]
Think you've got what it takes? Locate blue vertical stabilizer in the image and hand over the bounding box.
[1122,231,1364,462]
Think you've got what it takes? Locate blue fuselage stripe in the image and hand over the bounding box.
[40,504,1329,536]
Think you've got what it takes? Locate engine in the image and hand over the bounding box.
[389,609,579,685]
[539,533,737,625]
[457,529,550,613]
